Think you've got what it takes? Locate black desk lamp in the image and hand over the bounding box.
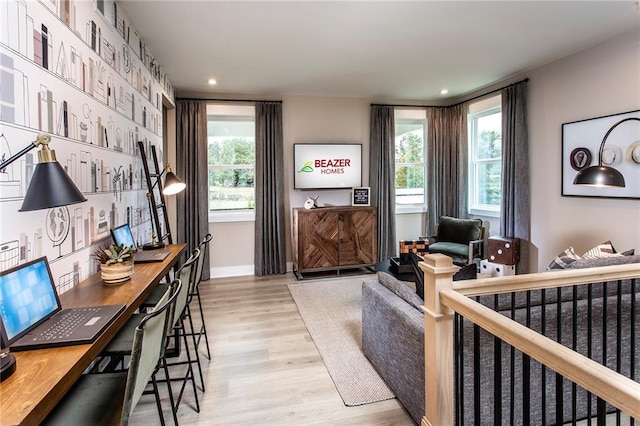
[0,133,86,382]
[144,164,185,249]
[573,117,639,188]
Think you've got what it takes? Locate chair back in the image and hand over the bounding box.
[193,234,212,293]
[173,248,200,326]
[436,216,483,245]
[120,278,182,424]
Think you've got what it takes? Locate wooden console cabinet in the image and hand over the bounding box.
[292,206,377,278]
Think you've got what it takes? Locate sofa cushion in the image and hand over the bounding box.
[377,272,423,311]
[436,216,482,245]
[546,247,581,270]
[566,254,640,269]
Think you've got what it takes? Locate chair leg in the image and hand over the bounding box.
[161,356,179,425]
[175,320,200,413]
[151,371,166,426]
[194,287,212,360]
[185,304,206,391]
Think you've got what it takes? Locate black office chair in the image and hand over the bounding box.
[44,279,182,426]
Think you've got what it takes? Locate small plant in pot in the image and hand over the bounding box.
[93,244,135,285]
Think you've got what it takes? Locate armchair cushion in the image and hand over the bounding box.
[436,216,483,245]
[428,241,471,258]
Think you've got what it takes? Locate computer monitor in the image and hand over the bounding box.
[110,224,138,250]
[0,257,61,347]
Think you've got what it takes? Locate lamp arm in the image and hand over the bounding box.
[597,117,640,165]
[0,134,52,172]
[148,164,171,190]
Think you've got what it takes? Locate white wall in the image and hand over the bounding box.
[204,29,640,276]
[527,30,640,271]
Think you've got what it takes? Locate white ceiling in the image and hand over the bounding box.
[117,1,640,101]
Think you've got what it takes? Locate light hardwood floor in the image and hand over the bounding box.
[130,273,415,425]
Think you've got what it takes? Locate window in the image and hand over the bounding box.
[207,104,255,217]
[468,96,502,216]
[395,109,427,209]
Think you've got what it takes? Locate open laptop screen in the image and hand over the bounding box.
[0,257,61,345]
[110,224,138,250]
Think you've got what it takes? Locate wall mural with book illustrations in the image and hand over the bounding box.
[0,0,174,293]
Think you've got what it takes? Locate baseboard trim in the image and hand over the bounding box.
[210,262,294,278]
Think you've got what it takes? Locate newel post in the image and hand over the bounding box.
[420,254,458,426]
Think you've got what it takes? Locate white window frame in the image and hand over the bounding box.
[395,109,427,214]
[207,104,256,223]
[468,96,502,218]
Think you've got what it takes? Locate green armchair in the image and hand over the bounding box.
[425,216,486,266]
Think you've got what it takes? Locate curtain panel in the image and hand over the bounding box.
[369,105,396,260]
[254,102,287,276]
[426,105,468,236]
[501,81,530,273]
[176,99,210,279]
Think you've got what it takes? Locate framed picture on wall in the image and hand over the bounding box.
[561,109,640,199]
[352,187,370,206]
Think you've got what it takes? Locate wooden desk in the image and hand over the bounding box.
[0,244,186,426]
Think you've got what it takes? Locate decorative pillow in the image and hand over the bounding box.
[619,249,635,256]
[582,241,617,260]
[546,247,581,270]
[567,254,640,269]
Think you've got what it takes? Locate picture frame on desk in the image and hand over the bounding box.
[352,187,370,206]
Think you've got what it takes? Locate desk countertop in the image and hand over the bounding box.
[0,243,186,426]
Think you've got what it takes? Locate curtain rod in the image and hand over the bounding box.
[371,77,529,109]
[175,97,282,103]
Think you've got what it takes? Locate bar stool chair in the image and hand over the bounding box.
[143,234,212,392]
[43,278,182,426]
[100,249,201,418]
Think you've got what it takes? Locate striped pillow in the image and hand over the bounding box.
[547,247,581,270]
[582,241,617,260]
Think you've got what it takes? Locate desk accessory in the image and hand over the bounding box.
[0,134,87,382]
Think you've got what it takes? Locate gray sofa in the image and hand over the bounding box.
[362,256,640,425]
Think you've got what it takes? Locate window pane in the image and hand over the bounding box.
[395,127,424,163]
[395,165,425,204]
[475,160,501,206]
[209,167,255,210]
[475,113,501,160]
[394,111,427,207]
[207,113,256,212]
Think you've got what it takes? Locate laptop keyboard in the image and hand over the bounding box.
[37,308,100,341]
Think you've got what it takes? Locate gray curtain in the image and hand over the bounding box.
[501,81,530,273]
[254,101,286,276]
[176,100,210,279]
[369,105,396,260]
[426,105,468,236]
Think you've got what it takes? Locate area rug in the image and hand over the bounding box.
[287,275,395,406]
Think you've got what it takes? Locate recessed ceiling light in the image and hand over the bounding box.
[208,78,217,85]
[440,88,449,95]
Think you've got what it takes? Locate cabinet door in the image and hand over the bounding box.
[338,208,376,266]
[298,210,339,270]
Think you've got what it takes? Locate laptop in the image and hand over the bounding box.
[110,224,171,263]
[0,257,125,351]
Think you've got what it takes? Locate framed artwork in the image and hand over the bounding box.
[352,187,370,206]
[562,109,640,199]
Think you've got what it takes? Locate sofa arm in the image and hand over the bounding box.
[362,280,425,424]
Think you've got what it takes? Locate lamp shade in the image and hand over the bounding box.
[19,162,87,211]
[162,170,186,195]
[573,165,626,188]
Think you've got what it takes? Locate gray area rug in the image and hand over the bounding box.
[287,276,395,406]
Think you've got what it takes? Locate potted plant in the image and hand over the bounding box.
[93,244,135,285]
